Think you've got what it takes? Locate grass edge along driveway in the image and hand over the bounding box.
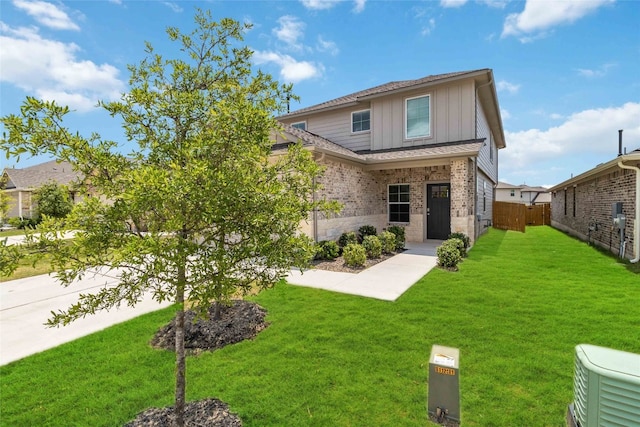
[1,226,638,426]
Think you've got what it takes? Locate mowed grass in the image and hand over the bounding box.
[1,226,638,426]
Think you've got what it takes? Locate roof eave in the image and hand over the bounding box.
[549,152,640,191]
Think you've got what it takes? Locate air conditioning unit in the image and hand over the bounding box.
[569,344,640,427]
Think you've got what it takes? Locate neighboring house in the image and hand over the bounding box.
[274,68,505,244]
[549,149,640,262]
[1,160,82,219]
[495,181,551,205]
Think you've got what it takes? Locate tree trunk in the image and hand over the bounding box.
[174,265,186,427]
[213,300,221,321]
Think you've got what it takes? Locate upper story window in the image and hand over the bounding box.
[510,189,515,197]
[405,94,431,139]
[351,110,370,133]
[291,121,306,130]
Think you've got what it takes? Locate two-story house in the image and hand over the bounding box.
[495,181,551,205]
[274,69,506,244]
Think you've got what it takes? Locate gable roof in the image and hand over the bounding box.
[2,160,81,190]
[275,123,484,166]
[280,69,488,117]
[549,150,640,191]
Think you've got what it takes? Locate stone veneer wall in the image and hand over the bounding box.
[550,166,636,260]
[308,157,457,242]
[449,158,476,242]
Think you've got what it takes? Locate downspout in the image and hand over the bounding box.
[474,76,493,241]
[617,160,640,262]
[312,151,326,243]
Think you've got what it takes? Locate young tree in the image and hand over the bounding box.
[1,11,336,426]
[32,181,73,221]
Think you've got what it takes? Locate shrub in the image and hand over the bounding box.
[437,239,463,270]
[338,231,357,249]
[448,232,470,253]
[378,231,397,254]
[315,240,340,260]
[358,225,377,242]
[386,225,405,250]
[8,217,39,229]
[342,243,366,267]
[448,237,466,259]
[362,235,382,259]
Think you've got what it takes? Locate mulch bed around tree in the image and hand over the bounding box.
[126,301,269,426]
[150,300,269,355]
[124,399,242,427]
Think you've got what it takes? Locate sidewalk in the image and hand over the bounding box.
[286,241,440,301]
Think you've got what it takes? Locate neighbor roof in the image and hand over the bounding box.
[2,160,81,190]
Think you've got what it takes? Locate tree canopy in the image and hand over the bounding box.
[1,10,337,426]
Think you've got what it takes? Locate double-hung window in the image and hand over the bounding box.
[291,121,306,130]
[351,110,370,133]
[405,95,430,139]
[388,184,410,223]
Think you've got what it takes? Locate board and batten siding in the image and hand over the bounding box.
[281,107,372,153]
[475,97,498,183]
[371,80,476,151]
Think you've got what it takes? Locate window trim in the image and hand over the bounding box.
[351,109,371,134]
[388,183,410,223]
[291,121,307,131]
[404,94,431,140]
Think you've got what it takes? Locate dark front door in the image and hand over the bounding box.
[427,184,451,240]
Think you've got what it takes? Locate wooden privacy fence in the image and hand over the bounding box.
[493,202,551,232]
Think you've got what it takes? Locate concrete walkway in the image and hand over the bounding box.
[286,241,440,301]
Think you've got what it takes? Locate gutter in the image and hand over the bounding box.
[617,159,640,263]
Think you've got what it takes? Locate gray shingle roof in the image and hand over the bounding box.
[2,160,81,190]
[280,69,488,118]
[276,123,483,164]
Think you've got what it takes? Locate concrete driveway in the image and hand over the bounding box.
[0,269,171,366]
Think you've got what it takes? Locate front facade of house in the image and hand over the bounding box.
[549,150,640,261]
[1,160,82,220]
[275,69,505,244]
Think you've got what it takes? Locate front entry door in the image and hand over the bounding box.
[427,184,451,240]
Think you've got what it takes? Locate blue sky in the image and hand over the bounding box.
[1,0,639,187]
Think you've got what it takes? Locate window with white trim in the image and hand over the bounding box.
[351,109,370,133]
[291,121,306,130]
[388,184,410,223]
[405,95,430,139]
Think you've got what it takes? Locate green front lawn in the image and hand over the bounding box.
[1,226,638,426]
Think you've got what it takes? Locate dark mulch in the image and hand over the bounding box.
[128,301,269,426]
[150,300,269,354]
[311,249,404,273]
[124,398,242,427]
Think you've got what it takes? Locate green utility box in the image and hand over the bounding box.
[428,345,460,423]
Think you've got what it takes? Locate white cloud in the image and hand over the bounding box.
[502,0,613,41]
[549,113,564,120]
[479,0,507,8]
[12,0,80,31]
[576,63,616,78]
[252,51,323,83]
[497,80,520,94]
[273,16,305,50]
[440,0,467,7]
[162,2,183,13]
[501,109,511,120]
[0,23,124,112]
[353,0,366,13]
[421,18,436,36]
[501,102,640,172]
[300,0,341,10]
[316,36,339,55]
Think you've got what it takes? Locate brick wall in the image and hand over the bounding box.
[551,166,636,259]
[450,158,476,242]
[311,157,455,242]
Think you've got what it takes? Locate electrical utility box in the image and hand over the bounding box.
[612,202,623,218]
[428,345,460,423]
